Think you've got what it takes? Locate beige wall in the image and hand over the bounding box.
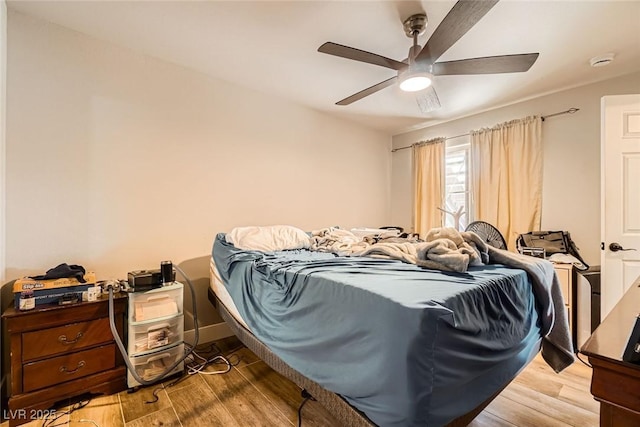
[392,71,640,266]
[3,11,391,333]
[7,7,637,334]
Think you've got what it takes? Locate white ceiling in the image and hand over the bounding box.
[7,0,640,135]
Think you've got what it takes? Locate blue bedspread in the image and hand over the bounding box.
[213,234,542,426]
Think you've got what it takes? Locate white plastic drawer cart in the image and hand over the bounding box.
[126,282,185,388]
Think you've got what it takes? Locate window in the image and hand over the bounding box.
[444,141,470,230]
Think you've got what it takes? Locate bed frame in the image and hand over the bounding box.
[207,287,507,427]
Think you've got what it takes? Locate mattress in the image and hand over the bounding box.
[209,256,249,330]
[211,233,542,427]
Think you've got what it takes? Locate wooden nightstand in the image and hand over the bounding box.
[1,293,128,426]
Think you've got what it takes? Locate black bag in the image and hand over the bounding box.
[518,231,567,254]
[517,230,589,270]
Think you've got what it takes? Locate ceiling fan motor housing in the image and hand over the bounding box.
[398,61,431,80]
[403,14,428,38]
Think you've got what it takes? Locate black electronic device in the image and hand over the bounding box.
[622,314,640,364]
[58,293,79,305]
[161,260,173,284]
[128,266,174,292]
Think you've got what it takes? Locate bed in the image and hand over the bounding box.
[208,227,574,427]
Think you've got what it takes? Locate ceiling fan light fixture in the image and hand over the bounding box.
[399,69,433,92]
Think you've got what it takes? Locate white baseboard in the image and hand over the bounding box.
[184,322,233,346]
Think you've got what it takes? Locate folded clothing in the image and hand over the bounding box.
[548,253,587,270]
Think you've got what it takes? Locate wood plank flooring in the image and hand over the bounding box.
[2,337,598,427]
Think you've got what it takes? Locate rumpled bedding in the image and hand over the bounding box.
[487,245,575,372]
[310,226,574,372]
[311,227,486,272]
[213,234,542,426]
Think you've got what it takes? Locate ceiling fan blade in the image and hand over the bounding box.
[416,86,441,114]
[336,76,398,105]
[319,42,407,71]
[433,53,539,75]
[415,0,499,65]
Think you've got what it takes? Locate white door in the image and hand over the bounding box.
[601,94,640,318]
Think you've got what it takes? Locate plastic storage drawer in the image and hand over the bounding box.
[129,282,183,323]
[128,314,184,355]
[127,343,184,387]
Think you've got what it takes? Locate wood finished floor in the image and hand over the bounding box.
[3,337,598,427]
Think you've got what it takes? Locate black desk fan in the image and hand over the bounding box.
[465,221,508,250]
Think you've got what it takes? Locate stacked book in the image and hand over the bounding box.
[13,272,97,309]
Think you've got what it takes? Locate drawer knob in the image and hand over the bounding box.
[59,360,86,374]
[58,332,83,345]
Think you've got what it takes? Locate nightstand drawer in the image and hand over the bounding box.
[22,317,113,361]
[22,344,116,393]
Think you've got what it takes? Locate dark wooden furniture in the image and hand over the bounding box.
[581,278,640,427]
[2,293,128,426]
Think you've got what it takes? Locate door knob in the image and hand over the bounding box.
[609,242,637,252]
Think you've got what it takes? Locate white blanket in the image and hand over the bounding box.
[310,227,371,255]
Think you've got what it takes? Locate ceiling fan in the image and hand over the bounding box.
[318,0,539,113]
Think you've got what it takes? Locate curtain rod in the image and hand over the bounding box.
[391,107,580,153]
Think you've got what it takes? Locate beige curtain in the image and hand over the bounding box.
[413,138,445,237]
[470,116,543,250]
